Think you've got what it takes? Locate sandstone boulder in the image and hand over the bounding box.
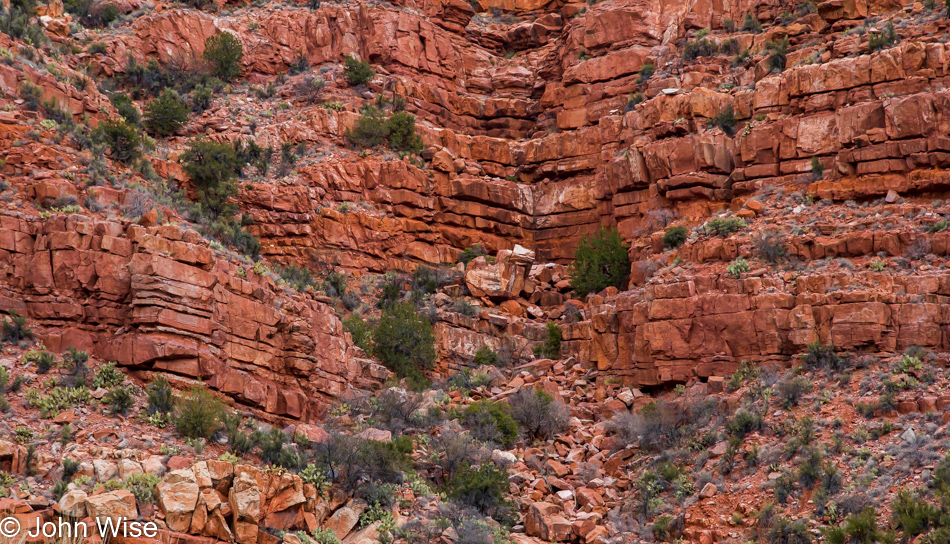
[156,469,200,532]
[85,490,137,522]
[58,489,87,518]
[525,502,572,541]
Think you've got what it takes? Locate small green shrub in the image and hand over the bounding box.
[755,230,787,264]
[343,55,375,86]
[180,138,241,217]
[462,400,518,448]
[144,90,188,136]
[147,375,175,414]
[766,37,790,72]
[775,375,813,408]
[19,81,43,110]
[742,12,762,33]
[568,225,630,297]
[27,386,91,418]
[509,387,569,442]
[93,119,141,164]
[727,257,750,278]
[386,111,424,154]
[343,315,371,352]
[275,264,315,292]
[347,104,388,147]
[371,302,436,383]
[868,21,898,52]
[203,31,243,82]
[448,463,513,521]
[191,84,213,113]
[801,341,846,372]
[811,157,825,180]
[110,93,140,125]
[765,516,811,544]
[533,322,562,359]
[707,105,737,136]
[2,311,32,344]
[473,346,499,366]
[704,217,746,236]
[662,226,688,248]
[683,38,719,60]
[174,384,225,439]
[727,410,763,439]
[458,245,487,264]
[93,362,125,389]
[637,63,654,84]
[105,385,135,416]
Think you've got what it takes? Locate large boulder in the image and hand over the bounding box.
[464,245,535,299]
[525,502,572,541]
[155,469,200,532]
[229,469,262,544]
[84,490,137,523]
[324,500,365,540]
[58,489,88,518]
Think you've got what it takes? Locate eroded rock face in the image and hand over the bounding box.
[583,270,950,386]
[0,212,387,420]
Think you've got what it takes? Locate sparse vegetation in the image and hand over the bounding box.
[144,89,189,136]
[343,55,375,86]
[203,31,244,82]
[533,322,562,359]
[568,225,631,297]
[663,226,689,249]
[727,257,750,278]
[509,387,569,442]
[707,105,737,136]
[371,302,436,385]
[174,384,225,439]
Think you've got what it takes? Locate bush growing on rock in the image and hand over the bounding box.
[458,244,487,264]
[607,401,685,451]
[755,230,788,264]
[0,0,47,46]
[275,264,315,292]
[347,104,388,148]
[775,375,813,408]
[296,75,326,104]
[662,226,689,248]
[93,362,125,389]
[462,400,518,448]
[727,256,750,278]
[203,31,243,82]
[704,216,745,236]
[509,387,569,442]
[1,311,32,344]
[110,93,140,125]
[191,84,213,113]
[371,302,436,385]
[174,384,225,439]
[343,54,375,86]
[104,385,134,416]
[533,322,562,359]
[448,463,514,522]
[473,346,499,366]
[707,105,737,136]
[569,225,630,297]
[180,138,241,217]
[144,90,189,136]
[387,111,424,154]
[93,119,142,164]
[343,315,371,351]
[766,37,790,72]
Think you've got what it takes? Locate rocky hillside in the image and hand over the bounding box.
[2,0,950,542]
